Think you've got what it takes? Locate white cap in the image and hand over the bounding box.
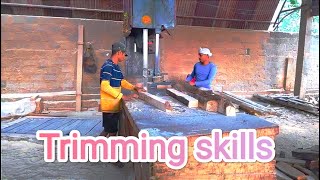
[199,47,213,57]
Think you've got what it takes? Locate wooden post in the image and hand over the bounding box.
[294,0,313,99]
[76,25,84,112]
[284,58,296,91]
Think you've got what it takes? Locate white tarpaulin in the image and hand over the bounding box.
[1,98,36,118]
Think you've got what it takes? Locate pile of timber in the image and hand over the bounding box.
[253,94,319,116]
[276,145,319,180]
[172,82,276,116]
[215,91,278,116]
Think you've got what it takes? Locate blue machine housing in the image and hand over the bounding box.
[124,0,176,30]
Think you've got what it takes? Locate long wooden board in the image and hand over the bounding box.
[166,88,198,108]
[76,25,84,112]
[254,94,319,115]
[276,162,307,180]
[138,92,173,112]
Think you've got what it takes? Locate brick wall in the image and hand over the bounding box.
[1,14,123,94]
[1,14,319,94]
[161,26,319,92]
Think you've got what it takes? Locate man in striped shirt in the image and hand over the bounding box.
[100,42,144,137]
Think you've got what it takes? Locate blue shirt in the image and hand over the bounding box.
[100,59,124,87]
[186,62,217,89]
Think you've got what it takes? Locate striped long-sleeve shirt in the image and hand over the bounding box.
[100,59,134,113]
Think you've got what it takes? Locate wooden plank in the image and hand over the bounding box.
[293,164,319,180]
[28,119,73,133]
[60,120,84,135]
[166,88,198,108]
[86,120,103,136]
[76,25,84,112]
[220,92,275,116]
[138,92,173,112]
[1,91,76,99]
[20,119,56,134]
[306,160,319,170]
[294,0,313,99]
[276,161,307,180]
[276,169,294,180]
[179,91,218,112]
[81,119,101,135]
[1,118,31,132]
[284,58,296,91]
[292,149,319,161]
[3,118,50,134]
[276,158,307,167]
[218,98,237,116]
[253,94,319,116]
[71,119,97,135]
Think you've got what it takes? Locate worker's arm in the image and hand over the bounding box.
[186,65,196,82]
[195,65,217,87]
[101,80,123,100]
[100,64,123,99]
[121,79,135,91]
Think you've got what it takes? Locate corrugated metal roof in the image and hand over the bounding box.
[1,0,279,30]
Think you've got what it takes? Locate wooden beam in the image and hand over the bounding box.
[138,92,173,112]
[218,98,237,116]
[217,91,277,116]
[253,94,319,116]
[284,57,296,91]
[293,164,319,180]
[1,91,76,99]
[276,162,307,180]
[294,0,313,99]
[76,25,84,112]
[166,88,198,108]
[276,157,307,167]
[276,169,294,180]
[292,149,319,160]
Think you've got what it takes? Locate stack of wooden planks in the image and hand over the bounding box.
[171,82,277,116]
[215,91,278,116]
[276,145,319,180]
[253,94,319,116]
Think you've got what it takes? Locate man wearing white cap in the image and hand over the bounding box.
[186,47,217,89]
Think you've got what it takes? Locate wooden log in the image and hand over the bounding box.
[292,149,319,161]
[276,162,307,180]
[166,88,198,108]
[293,164,319,180]
[76,25,84,112]
[138,92,173,112]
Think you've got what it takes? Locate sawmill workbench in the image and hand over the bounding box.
[119,95,280,179]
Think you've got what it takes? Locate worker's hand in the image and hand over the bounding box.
[134,83,146,93]
[189,81,195,86]
[122,95,132,101]
[122,94,139,101]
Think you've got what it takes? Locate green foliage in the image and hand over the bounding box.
[275,0,319,35]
